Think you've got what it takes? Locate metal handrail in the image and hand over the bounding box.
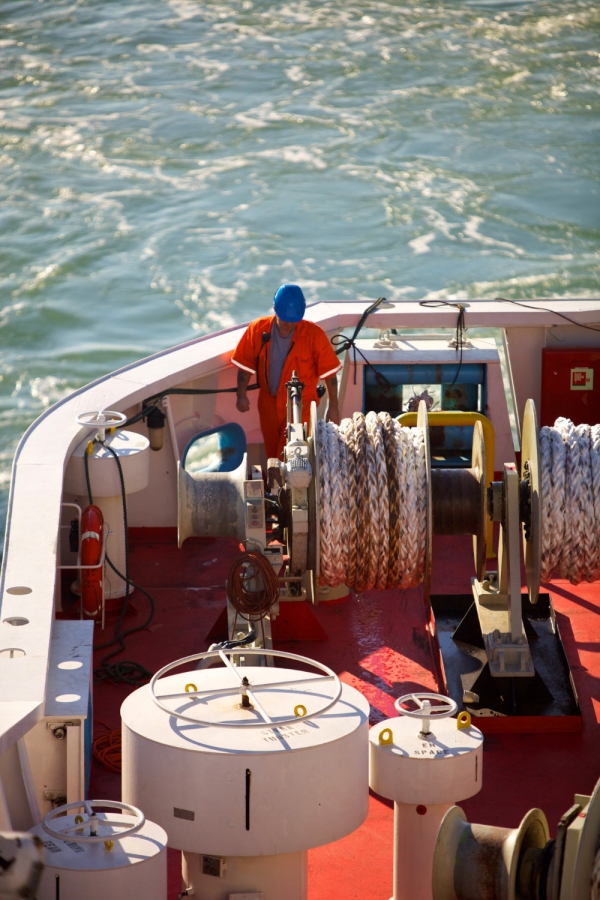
[58,505,109,628]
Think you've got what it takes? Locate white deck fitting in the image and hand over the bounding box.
[369,710,483,900]
[121,666,370,855]
[30,812,167,900]
[1,298,599,755]
[369,716,483,806]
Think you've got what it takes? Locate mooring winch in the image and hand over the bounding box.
[432,774,600,900]
[175,363,600,727]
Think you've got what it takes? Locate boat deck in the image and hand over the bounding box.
[87,528,600,899]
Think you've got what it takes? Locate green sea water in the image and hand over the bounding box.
[0,0,599,535]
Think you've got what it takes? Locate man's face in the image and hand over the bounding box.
[275,315,297,338]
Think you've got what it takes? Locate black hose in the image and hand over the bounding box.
[84,441,155,685]
[126,383,260,427]
[419,300,467,390]
[329,296,392,387]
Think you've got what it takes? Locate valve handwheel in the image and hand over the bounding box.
[395,692,458,735]
[76,409,127,441]
[150,647,342,729]
[76,410,127,429]
[43,799,145,843]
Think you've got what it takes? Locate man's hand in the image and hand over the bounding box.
[326,403,341,425]
[325,374,341,425]
[236,368,252,413]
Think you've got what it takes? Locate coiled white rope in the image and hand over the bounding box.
[318,412,427,591]
[540,417,600,584]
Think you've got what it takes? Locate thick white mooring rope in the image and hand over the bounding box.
[540,417,600,585]
[318,412,427,592]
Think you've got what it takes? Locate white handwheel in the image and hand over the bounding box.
[150,647,342,728]
[43,799,145,844]
[395,692,458,735]
[77,409,127,440]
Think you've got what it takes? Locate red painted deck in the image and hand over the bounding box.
[88,529,600,899]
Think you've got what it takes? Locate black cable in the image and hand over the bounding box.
[143,383,260,404]
[449,305,466,390]
[495,297,600,332]
[419,300,467,390]
[330,296,392,386]
[84,441,155,685]
[123,405,155,428]
[124,383,261,428]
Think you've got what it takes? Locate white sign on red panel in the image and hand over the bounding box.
[571,367,594,391]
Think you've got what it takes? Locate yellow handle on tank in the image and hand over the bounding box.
[379,727,393,746]
[457,711,472,730]
[294,704,307,718]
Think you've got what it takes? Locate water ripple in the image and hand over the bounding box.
[0,0,598,535]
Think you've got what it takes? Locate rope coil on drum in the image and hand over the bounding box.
[317,411,428,592]
[316,398,600,598]
[539,417,600,585]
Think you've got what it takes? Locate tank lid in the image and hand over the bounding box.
[122,667,369,755]
[30,814,166,871]
[369,715,483,759]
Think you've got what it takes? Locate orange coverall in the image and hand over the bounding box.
[232,315,341,459]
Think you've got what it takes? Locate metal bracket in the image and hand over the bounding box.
[471,463,534,677]
[47,722,75,740]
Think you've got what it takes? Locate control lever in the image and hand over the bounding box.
[210,631,257,651]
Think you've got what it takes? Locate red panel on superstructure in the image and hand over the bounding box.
[541,348,600,426]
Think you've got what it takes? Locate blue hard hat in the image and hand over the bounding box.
[273,284,306,322]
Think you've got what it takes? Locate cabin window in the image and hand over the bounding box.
[364,363,487,467]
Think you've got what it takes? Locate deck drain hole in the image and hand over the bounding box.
[3,617,29,627]
[6,586,32,595]
[0,648,26,658]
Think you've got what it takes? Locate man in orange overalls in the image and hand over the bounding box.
[232,284,341,459]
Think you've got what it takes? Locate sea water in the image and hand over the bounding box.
[0,0,599,535]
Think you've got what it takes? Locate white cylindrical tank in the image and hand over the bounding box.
[30,811,167,900]
[121,652,370,899]
[64,428,150,597]
[369,694,483,900]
